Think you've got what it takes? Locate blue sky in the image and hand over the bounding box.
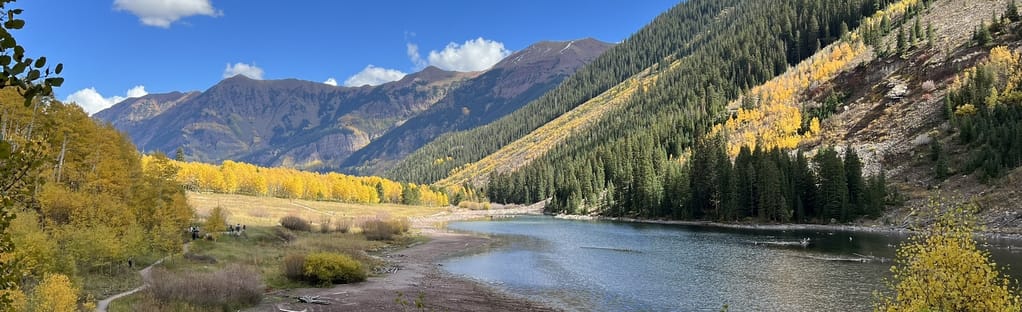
[16,0,679,114]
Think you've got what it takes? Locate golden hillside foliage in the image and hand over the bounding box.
[711,0,926,158]
[714,41,867,157]
[875,202,1021,311]
[860,0,921,38]
[0,89,193,305]
[950,46,1022,98]
[438,61,672,187]
[27,274,79,312]
[155,157,449,207]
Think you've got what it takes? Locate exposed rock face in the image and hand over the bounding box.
[341,38,613,175]
[97,70,475,168]
[93,91,199,130]
[96,38,612,172]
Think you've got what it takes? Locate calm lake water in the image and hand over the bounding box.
[442,216,1022,312]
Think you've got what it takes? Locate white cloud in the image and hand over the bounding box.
[222,62,264,80]
[408,37,511,72]
[125,85,148,98]
[343,65,407,87]
[113,0,221,28]
[407,43,427,69]
[323,78,338,86]
[65,85,148,115]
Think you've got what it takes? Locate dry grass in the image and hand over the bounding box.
[159,226,388,291]
[360,218,410,241]
[144,265,263,310]
[187,192,449,227]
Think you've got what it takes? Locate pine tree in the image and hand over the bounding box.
[977,24,994,46]
[375,182,385,203]
[1009,1,1021,22]
[793,152,819,222]
[866,168,887,218]
[175,147,185,161]
[816,148,848,223]
[844,147,865,219]
[913,18,923,44]
[897,25,907,54]
[757,156,784,221]
[734,146,756,219]
[926,22,935,48]
[935,153,950,180]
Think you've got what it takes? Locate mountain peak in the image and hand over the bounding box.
[493,38,613,70]
[397,66,461,84]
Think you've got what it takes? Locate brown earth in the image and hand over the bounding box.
[800,0,1022,233]
[244,205,558,312]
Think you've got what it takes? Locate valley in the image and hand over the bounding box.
[4,0,1022,311]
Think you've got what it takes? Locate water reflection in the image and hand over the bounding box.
[442,216,1022,311]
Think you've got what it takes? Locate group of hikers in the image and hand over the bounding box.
[188,223,246,240]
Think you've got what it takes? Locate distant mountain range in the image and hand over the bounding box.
[94,38,612,171]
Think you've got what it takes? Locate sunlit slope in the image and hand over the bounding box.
[437,61,677,187]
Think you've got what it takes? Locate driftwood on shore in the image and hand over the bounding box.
[297,295,331,305]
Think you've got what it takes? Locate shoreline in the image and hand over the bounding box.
[245,204,1022,311]
[553,214,1022,241]
[245,205,557,312]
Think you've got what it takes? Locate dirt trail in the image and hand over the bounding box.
[95,243,190,312]
[246,205,556,312]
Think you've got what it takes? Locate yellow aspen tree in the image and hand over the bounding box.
[28,274,78,312]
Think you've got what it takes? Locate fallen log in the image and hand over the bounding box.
[298,295,331,305]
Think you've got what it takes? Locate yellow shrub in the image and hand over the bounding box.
[29,274,79,312]
[875,202,1022,311]
[302,252,366,285]
[955,103,978,116]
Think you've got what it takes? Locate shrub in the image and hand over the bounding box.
[283,253,306,281]
[457,201,491,210]
[302,252,366,285]
[205,206,228,240]
[336,218,353,234]
[319,216,332,233]
[272,227,296,243]
[280,215,311,232]
[390,217,410,234]
[361,218,410,241]
[147,264,263,309]
[874,201,1022,311]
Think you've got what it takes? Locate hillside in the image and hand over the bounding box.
[97,69,477,169]
[436,57,671,187]
[92,91,199,132]
[384,0,744,183]
[95,40,606,173]
[480,0,1022,232]
[341,39,613,176]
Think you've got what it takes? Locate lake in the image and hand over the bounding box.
[442,216,1022,311]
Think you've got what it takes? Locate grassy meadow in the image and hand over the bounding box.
[108,192,442,311]
[187,191,450,227]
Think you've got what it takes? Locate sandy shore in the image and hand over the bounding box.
[245,204,557,312]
